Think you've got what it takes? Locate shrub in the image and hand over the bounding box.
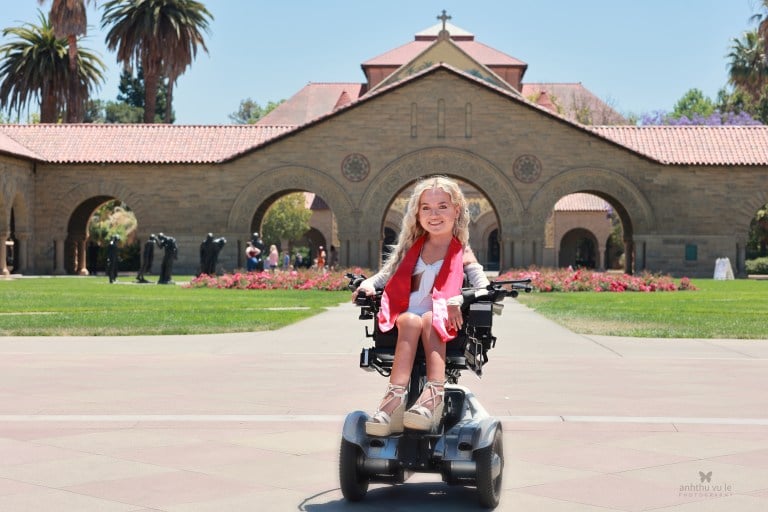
[746,257,768,275]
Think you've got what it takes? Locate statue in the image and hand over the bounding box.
[199,233,226,276]
[106,234,120,283]
[136,234,158,283]
[156,233,178,284]
[249,232,266,271]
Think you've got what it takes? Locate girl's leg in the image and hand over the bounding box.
[366,312,421,436]
[403,313,446,431]
[419,312,446,382]
[389,313,422,387]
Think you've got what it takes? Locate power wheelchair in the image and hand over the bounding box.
[339,273,531,508]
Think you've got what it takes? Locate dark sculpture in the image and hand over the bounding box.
[199,233,226,276]
[248,232,266,272]
[156,233,178,285]
[136,234,158,283]
[106,234,120,283]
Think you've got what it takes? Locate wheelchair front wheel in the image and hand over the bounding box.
[339,438,369,501]
[475,426,504,508]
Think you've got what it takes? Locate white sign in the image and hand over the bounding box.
[713,257,734,280]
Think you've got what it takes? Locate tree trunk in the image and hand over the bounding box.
[164,77,173,123]
[40,79,58,123]
[66,34,81,123]
[143,70,159,123]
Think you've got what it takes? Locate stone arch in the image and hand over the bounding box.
[45,181,145,274]
[529,167,655,234]
[528,167,654,273]
[50,181,146,235]
[357,147,523,267]
[734,190,768,234]
[227,165,354,234]
[474,209,500,269]
[361,147,522,227]
[558,227,600,269]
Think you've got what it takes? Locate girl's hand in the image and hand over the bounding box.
[352,284,375,302]
[447,304,462,330]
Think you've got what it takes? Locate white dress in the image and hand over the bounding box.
[407,256,443,316]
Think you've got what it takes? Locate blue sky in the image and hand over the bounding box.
[1,0,762,124]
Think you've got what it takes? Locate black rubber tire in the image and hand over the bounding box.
[339,438,369,501]
[475,427,504,508]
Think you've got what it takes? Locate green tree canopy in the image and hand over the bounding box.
[102,0,212,123]
[39,0,98,121]
[0,10,104,123]
[670,88,716,119]
[229,97,285,124]
[261,193,312,248]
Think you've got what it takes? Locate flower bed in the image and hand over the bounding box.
[498,268,696,292]
[185,268,365,291]
[186,267,696,293]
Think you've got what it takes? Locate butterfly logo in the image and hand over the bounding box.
[699,471,712,483]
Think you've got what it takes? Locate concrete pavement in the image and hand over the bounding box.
[0,298,767,511]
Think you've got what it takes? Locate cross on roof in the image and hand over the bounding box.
[437,10,451,31]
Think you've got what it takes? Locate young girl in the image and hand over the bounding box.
[356,176,489,436]
[267,244,279,271]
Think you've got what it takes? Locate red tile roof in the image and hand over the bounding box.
[256,83,364,127]
[364,39,526,67]
[2,67,768,167]
[0,123,293,164]
[589,125,768,166]
[0,131,41,160]
[555,193,610,212]
[521,83,626,124]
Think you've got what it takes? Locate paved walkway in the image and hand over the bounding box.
[0,299,767,511]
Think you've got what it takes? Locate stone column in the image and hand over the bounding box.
[624,238,636,275]
[736,239,747,277]
[15,232,28,273]
[78,239,89,276]
[597,241,606,271]
[0,231,8,277]
[54,239,65,275]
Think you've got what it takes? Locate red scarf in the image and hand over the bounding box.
[378,235,464,342]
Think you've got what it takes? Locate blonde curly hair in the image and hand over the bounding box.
[381,175,470,276]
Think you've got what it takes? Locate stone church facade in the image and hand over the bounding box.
[1,20,767,278]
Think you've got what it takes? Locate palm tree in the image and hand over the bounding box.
[751,1,768,61]
[0,11,104,123]
[726,30,767,99]
[38,0,96,122]
[101,0,212,124]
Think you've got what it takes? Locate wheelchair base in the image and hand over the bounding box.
[340,385,504,508]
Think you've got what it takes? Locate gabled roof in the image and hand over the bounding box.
[0,123,293,164]
[368,32,515,93]
[364,32,525,68]
[1,65,768,167]
[589,125,768,166]
[255,83,365,127]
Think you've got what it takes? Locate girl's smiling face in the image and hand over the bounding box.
[417,187,459,237]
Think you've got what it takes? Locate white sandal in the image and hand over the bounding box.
[403,381,445,432]
[366,384,407,437]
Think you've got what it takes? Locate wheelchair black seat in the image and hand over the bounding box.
[359,298,498,380]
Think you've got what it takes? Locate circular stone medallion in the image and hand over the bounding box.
[513,154,542,183]
[341,153,370,182]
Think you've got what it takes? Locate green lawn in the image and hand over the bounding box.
[1,276,766,339]
[0,276,348,336]
[515,279,768,339]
